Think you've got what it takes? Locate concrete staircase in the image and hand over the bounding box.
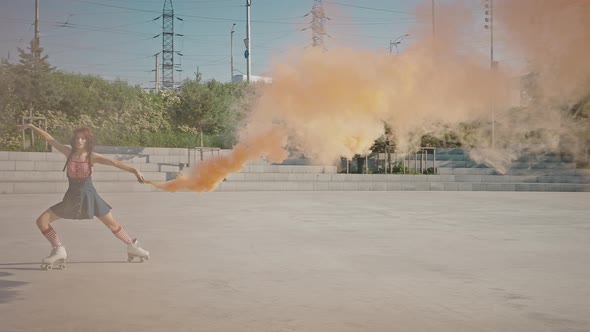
[0,146,196,194]
[1,147,589,193]
[216,148,589,192]
[433,148,590,191]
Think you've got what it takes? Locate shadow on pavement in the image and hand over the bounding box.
[0,261,129,266]
[0,272,28,304]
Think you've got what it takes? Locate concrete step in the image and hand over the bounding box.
[240,165,337,173]
[438,167,590,176]
[2,177,588,193]
[214,181,590,192]
[183,164,338,174]
[432,160,577,169]
[453,175,590,184]
[224,173,590,184]
[508,161,577,169]
[0,151,68,162]
[0,151,189,165]
[0,160,177,172]
[438,168,499,175]
[379,149,575,162]
[220,157,321,166]
[179,155,330,167]
[513,155,575,162]
[0,181,159,194]
[95,146,189,156]
[244,158,272,165]
[432,148,466,156]
[0,171,167,182]
[225,174,450,182]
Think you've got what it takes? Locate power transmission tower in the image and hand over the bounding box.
[162,0,176,90]
[310,0,329,51]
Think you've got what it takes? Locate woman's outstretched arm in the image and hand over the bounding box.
[92,153,145,183]
[16,123,71,156]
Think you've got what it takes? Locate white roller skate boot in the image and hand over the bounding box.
[127,239,149,262]
[41,246,67,271]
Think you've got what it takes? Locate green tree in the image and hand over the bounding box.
[12,40,54,113]
[0,40,54,150]
[0,60,21,149]
[370,122,393,153]
[173,80,242,148]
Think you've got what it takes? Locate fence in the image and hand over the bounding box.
[187,147,221,166]
[341,147,437,174]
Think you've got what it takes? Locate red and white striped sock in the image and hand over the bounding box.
[112,226,133,245]
[41,226,63,248]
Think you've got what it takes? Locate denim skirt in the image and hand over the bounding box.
[50,176,112,220]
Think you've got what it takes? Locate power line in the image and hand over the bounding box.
[329,21,416,26]
[323,1,415,15]
[328,15,418,22]
[98,0,235,3]
[48,21,155,38]
[76,1,307,25]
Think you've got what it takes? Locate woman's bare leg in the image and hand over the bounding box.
[36,209,63,247]
[36,209,62,232]
[98,212,133,244]
[97,212,120,232]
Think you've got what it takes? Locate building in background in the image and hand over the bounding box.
[232,74,272,84]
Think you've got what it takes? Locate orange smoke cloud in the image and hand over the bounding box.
[245,0,589,169]
[497,0,590,102]
[246,38,506,164]
[150,0,590,190]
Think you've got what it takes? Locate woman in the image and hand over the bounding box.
[17,124,150,270]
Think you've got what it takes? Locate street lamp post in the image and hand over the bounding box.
[230,23,236,82]
[484,0,495,148]
[245,0,251,82]
[432,0,435,39]
[389,34,409,55]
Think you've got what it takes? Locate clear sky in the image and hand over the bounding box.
[0,0,497,89]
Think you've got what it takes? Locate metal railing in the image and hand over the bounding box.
[342,147,437,174]
[20,115,48,150]
[187,147,221,166]
[399,147,437,174]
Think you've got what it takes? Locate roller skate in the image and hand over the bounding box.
[41,246,67,271]
[127,239,149,262]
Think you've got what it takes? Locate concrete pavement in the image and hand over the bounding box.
[1,191,589,332]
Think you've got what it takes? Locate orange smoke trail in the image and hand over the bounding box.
[147,126,288,192]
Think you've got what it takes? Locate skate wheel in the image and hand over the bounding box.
[139,258,144,263]
[46,265,53,271]
[128,257,133,262]
[59,264,66,270]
